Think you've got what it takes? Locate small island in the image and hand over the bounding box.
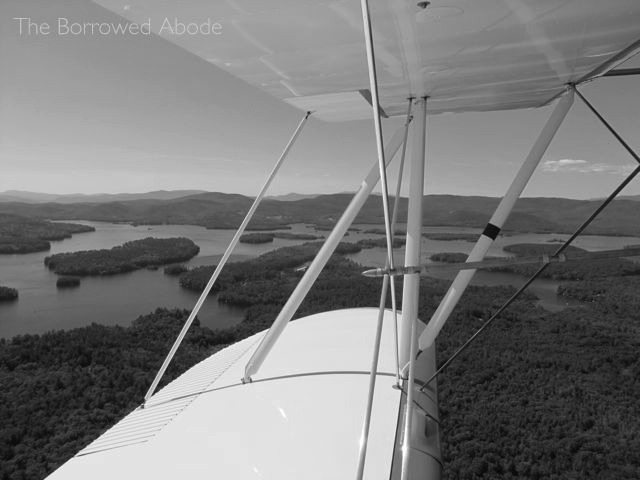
[44,237,200,276]
[422,232,479,242]
[239,232,324,244]
[0,214,95,254]
[357,237,405,249]
[273,232,323,240]
[430,252,468,263]
[239,233,275,244]
[56,277,81,288]
[362,228,405,236]
[164,264,189,276]
[0,286,18,302]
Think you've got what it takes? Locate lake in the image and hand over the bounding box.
[1,221,637,338]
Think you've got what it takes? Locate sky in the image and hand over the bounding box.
[1,0,639,200]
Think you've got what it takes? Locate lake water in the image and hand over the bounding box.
[1,221,637,338]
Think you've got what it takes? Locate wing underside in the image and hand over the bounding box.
[93,0,640,120]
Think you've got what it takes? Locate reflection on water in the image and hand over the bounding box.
[1,222,636,338]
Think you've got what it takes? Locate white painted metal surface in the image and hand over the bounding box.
[46,309,413,480]
[399,98,426,368]
[93,0,640,120]
[243,124,407,381]
[419,89,575,350]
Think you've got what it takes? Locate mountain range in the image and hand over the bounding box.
[0,191,637,236]
[0,190,207,204]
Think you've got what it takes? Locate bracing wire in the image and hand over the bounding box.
[355,0,399,477]
[419,140,640,392]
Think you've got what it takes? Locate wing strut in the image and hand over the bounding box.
[399,97,428,480]
[419,82,640,390]
[418,89,574,351]
[390,99,414,387]
[355,99,413,480]
[242,123,408,382]
[143,111,311,404]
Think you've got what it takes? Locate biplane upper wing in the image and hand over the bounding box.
[93,0,640,120]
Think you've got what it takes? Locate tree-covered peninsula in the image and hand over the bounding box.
[0,214,94,254]
[44,237,200,276]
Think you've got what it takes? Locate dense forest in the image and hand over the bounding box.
[1,243,639,479]
[1,192,640,235]
[43,237,200,276]
[0,214,94,254]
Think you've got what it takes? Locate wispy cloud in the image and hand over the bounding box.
[542,159,635,175]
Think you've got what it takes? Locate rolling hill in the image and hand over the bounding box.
[0,192,637,236]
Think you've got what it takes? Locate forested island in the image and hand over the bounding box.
[163,264,189,276]
[56,277,81,289]
[356,237,406,249]
[239,232,274,244]
[239,232,325,244]
[362,228,406,236]
[0,214,94,254]
[0,286,18,302]
[44,237,200,276]
[430,252,469,263]
[360,231,478,242]
[1,242,639,478]
[423,232,479,241]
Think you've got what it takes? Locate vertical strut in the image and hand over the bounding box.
[397,97,427,480]
[390,99,414,385]
[400,97,427,368]
[243,125,408,382]
[356,99,414,480]
[418,88,574,351]
[143,111,311,403]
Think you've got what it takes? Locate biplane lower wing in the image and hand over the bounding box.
[47,309,440,479]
